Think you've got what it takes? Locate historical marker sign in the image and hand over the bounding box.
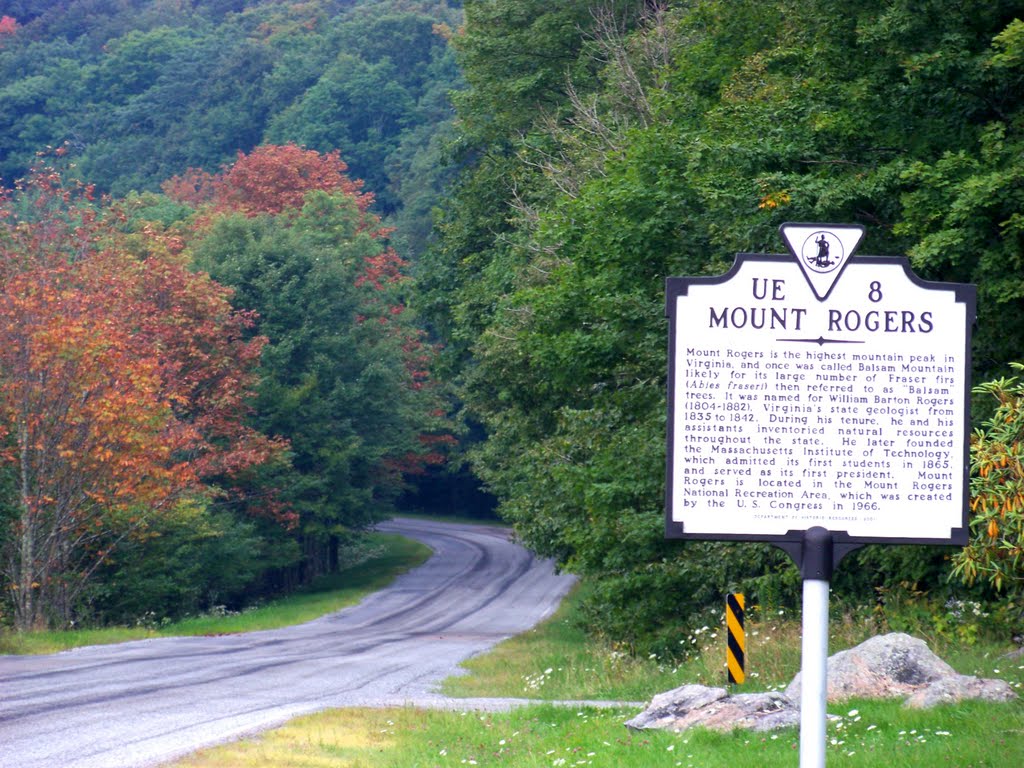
[665,223,976,547]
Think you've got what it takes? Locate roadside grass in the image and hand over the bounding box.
[441,586,700,702]
[447,592,1024,701]
[172,699,1024,768]
[0,532,431,655]
[169,586,1024,768]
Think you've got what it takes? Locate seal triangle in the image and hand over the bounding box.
[780,223,866,300]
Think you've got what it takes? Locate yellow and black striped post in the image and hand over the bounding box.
[726,592,745,685]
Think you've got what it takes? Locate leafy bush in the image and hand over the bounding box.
[952,363,1024,630]
[83,504,294,625]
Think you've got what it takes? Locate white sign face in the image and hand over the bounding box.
[666,231,975,544]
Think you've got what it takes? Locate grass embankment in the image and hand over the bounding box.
[170,698,1024,768]
[0,532,431,655]
[171,590,1024,768]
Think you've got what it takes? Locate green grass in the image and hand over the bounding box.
[0,532,432,655]
[172,698,1024,768]
[442,593,1024,703]
[168,584,1024,768]
[448,593,1024,708]
[441,586,701,702]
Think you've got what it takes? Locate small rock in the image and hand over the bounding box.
[687,691,799,733]
[624,684,728,730]
[626,684,799,733]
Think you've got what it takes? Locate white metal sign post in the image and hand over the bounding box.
[665,223,976,767]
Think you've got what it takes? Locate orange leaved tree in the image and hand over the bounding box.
[163,142,375,219]
[0,165,286,630]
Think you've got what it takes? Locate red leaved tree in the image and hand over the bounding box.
[164,143,375,218]
[0,165,287,630]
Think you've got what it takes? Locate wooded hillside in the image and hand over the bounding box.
[423,0,1024,651]
[0,0,461,631]
[0,0,461,257]
[3,0,1024,649]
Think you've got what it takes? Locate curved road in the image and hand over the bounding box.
[0,518,578,768]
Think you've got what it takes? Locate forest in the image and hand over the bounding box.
[0,0,464,632]
[3,0,1024,651]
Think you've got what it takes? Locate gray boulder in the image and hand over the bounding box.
[626,632,1016,734]
[786,632,954,702]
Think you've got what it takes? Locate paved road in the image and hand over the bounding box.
[0,518,578,768]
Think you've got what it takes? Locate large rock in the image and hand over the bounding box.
[786,632,953,702]
[626,633,1016,734]
[785,632,1015,706]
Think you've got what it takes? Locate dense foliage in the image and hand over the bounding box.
[0,0,461,629]
[422,0,1024,652]
[0,0,462,258]
[0,144,449,628]
[5,0,1024,651]
[0,162,289,630]
[177,144,450,587]
[955,364,1024,602]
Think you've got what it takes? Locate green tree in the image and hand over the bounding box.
[265,53,412,212]
[426,0,1024,650]
[86,504,272,625]
[182,145,447,584]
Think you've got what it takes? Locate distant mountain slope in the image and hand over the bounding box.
[0,0,463,256]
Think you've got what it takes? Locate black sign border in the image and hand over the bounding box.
[665,253,977,549]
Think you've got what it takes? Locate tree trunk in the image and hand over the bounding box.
[15,417,40,631]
